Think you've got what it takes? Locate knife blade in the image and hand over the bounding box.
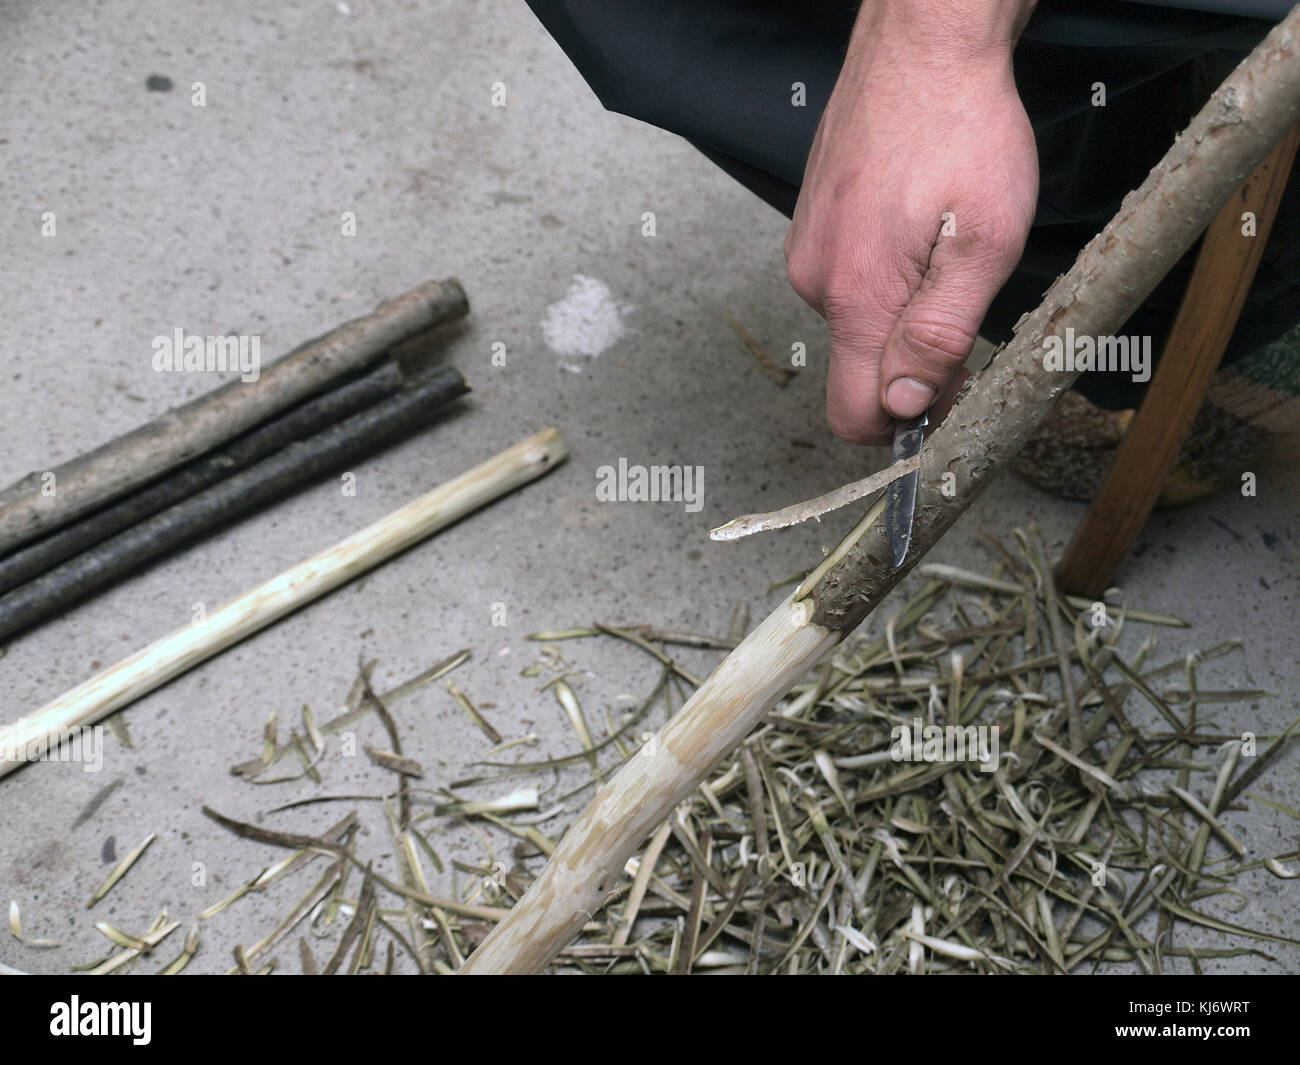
[885,411,927,567]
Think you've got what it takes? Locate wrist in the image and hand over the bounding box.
[850,0,1037,66]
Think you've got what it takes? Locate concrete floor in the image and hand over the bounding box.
[1,0,1296,974]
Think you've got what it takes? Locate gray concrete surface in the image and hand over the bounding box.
[1,0,1296,974]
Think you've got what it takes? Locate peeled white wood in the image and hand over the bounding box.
[460,594,839,973]
[0,427,567,779]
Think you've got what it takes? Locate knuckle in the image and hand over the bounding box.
[899,317,976,369]
[785,252,820,304]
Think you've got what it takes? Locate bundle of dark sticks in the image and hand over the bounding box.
[0,279,471,643]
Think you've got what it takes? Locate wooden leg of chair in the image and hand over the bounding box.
[1055,123,1300,598]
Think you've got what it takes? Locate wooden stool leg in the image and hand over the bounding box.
[1055,124,1300,598]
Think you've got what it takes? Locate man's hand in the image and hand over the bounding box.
[784,1,1039,444]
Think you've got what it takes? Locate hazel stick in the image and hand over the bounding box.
[0,367,469,642]
[460,11,1300,973]
[0,427,567,779]
[0,278,468,556]
[0,360,409,598]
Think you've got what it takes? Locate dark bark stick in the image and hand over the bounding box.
[461,11,1300,973]
[0,360,406,596]
[0,278,468,555]
[0,368,468,641]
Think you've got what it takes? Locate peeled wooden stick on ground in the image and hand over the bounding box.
[0,427,567,779]
[460,11,1300,973]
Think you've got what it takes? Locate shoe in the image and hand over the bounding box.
[1011,326,1300,506]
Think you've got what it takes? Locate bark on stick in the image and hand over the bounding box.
[461,11,1300,973]
[0,279,468,556]
[0,360,407,597]
[0,367,469,642]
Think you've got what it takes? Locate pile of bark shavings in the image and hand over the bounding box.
[9,529,1298,974]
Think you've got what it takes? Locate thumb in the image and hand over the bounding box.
[878,243,1013,420]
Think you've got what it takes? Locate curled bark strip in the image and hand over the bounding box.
[710,454,920,542]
